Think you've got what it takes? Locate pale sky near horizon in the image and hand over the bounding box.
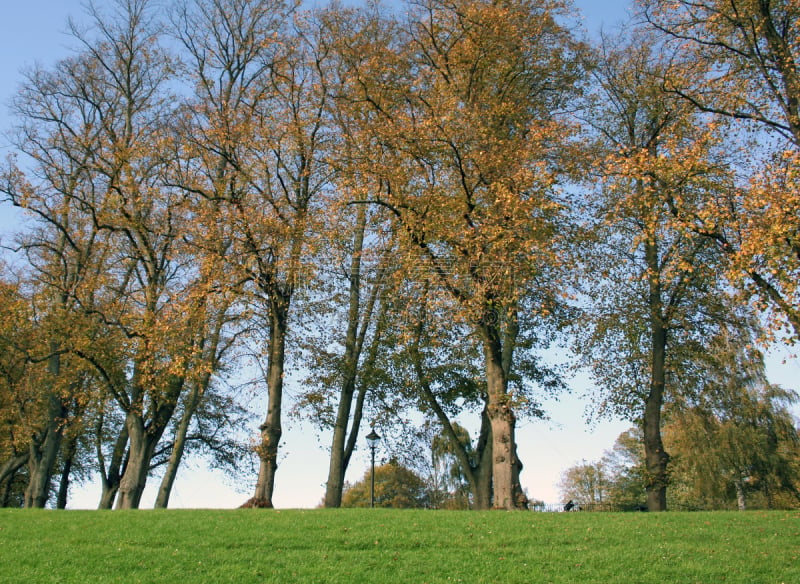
[0,0,796,510]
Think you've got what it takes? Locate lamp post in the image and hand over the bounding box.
[365,429,381,508]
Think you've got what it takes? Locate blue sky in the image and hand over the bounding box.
[2,0,795,510]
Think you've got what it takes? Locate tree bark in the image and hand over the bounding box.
[482,324,516,510]
[116,376,184,509]
[249,299,289,508]
[472,408,494,510]
[115,413,153,510]
[644,240,670,512]
[24,345,68,508]
[97,420,128,510]
[325,207,368,508]
[154,377,205,509]
[56,432,79,509]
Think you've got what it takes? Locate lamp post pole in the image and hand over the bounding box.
[365,429,381,508]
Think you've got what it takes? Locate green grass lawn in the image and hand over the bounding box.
[0,508,797,583]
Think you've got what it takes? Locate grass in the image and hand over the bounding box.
[0,508,798,583]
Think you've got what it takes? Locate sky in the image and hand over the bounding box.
[0,0,797,510]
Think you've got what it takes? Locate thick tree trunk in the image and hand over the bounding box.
[472,409,494,510]
[24,349,67,508]
[116,371,185,510]
[483,326,516,510]
[24,396,67,508]
[115,414,153,510]
[24,427,61,508]
[249,302,288,508]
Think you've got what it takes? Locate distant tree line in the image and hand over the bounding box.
[1,0,798,511]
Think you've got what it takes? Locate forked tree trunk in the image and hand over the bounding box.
[25,350,68,508]
[97,422,128,510]
[116,377,183,510]
[472,410,494,510]
[24,416,64,508]
[325,207,368,508]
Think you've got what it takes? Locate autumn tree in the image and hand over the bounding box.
[575,30,737,510]
[173,0,343,508]
[1,0,240,509]
[557,460,609,507]
[298,4,404,510]
[642,0,800,342]
[336,0,585,509]
[0,277,35,504]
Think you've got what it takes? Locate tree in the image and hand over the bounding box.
[558,460,609,508]
[665,328,800,510]
[1,0,243,509]
[575,29,736,510]
[642,0,800,342]
[342,460,429,508]
[337,0,584,509]
[174,0,341,508]
[601,428,648,510]
[0,277,35,504]
[309,3,400,510]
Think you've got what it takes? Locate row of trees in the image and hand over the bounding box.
[0,0,798,511]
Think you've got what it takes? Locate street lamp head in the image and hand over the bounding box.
[365,428,381,449]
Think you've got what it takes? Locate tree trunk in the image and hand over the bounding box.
[249,300,289,508]
[154,374,208,509]
[24,396,67,508]
[644,240,669,512]
[97,422,128,510]
[24,347,68,508]
[24,426,60,508]
[56,433,79,509]
[482,324,516,510]
[115,413,153,510]
[116,369,185,510]
[472,408,494,510]
[735,478,747,511]
[325,207,368,508]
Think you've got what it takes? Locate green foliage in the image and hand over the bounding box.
[342,461,429,508]
[0,509,798,583]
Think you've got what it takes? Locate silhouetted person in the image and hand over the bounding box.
[564,500,575,512]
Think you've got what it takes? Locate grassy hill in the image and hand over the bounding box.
[0,508,797,583]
